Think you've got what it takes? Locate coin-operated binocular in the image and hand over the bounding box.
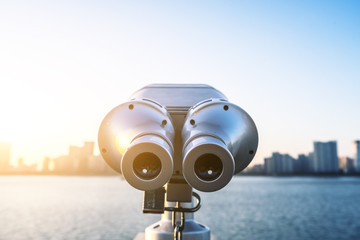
[98,84,258,240]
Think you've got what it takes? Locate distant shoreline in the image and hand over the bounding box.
[0,172,359,177]
[237,172,360,177]
[0,172,118,176]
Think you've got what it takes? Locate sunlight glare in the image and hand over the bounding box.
[115,135,131,155]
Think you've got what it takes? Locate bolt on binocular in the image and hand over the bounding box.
[98,84,258,192]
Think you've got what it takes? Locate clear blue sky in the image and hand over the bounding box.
[0,0,359,166]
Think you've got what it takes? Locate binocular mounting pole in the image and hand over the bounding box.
[135,189,213,240]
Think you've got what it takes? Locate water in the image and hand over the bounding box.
[0,176,359,240]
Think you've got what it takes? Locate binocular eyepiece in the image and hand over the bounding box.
[98,99,175,191]
[98,84,258,192]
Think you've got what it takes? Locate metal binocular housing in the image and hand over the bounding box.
[98,84,258,193]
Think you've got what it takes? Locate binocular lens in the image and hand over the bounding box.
[133,152,162,180]
[194,153,223,181]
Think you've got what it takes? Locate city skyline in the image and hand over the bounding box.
[1,138,360,175]
[261,140,350,175]
[0,141,115,174]
[0,1,359,166]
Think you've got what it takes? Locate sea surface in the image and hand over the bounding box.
[0,176,359,240]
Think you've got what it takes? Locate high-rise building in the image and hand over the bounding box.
[53,155,69,172]
[52,141,112,174]
[308,152,315,172]
[68,141,95,172]
[339,157,355,174]
[264,152,294,174]
[295,154,311,173]
[88,155,115,174]
[79,141,94,171]
[354,140,360,172]
[313,141,339,173]
[42,157,51,172]
[244,164,264,174]
[0,142,11,171]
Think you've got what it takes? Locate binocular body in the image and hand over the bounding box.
[98,84,258,192]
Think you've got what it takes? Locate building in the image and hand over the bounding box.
[53,155,68,172]
[264,152,294,175]
[308,152,315,172]
[339,157,355,174]
[88,155,116,174]
[313,141,339,173]
[52,142,95,173]
[294,154,311,173]
[0,142,11,171]
[67,141,95,172]
[354,140,360,172]
[80,141,94,171]
[42,157,51,172]
[243,164,264,174]
[52,141,115,174]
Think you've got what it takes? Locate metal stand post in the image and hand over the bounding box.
[134,193,213,240]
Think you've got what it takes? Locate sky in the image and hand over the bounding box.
[0,0,359,167]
